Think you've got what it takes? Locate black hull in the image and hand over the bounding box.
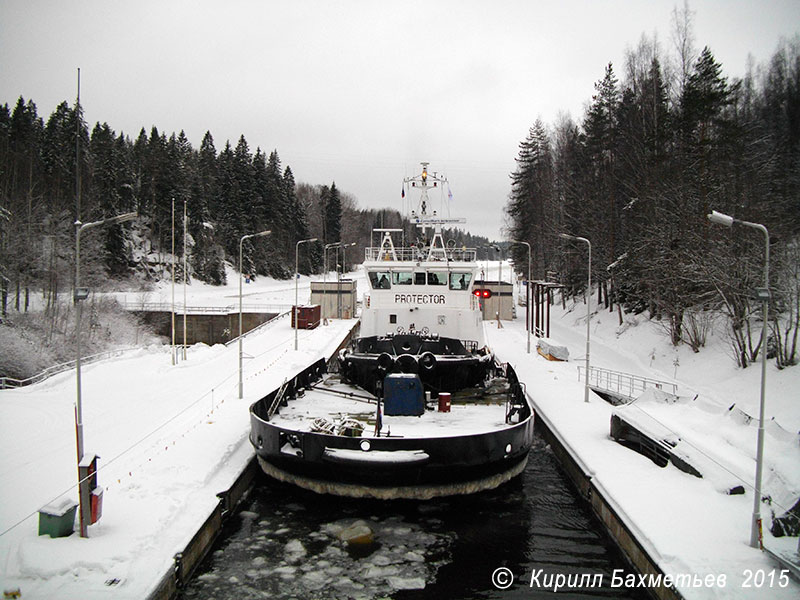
[256,453,530,500]
[249,357,535,499]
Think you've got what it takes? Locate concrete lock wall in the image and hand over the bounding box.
[136,311,278,346]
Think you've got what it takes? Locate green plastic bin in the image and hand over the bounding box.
[38,498,77,538]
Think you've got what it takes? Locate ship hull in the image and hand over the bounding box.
[249,358,535,499]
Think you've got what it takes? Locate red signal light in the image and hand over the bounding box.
[473,289,492,298]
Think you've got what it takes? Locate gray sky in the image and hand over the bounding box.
[2,0,799,239]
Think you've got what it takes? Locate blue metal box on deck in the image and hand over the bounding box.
[383,374,424,416]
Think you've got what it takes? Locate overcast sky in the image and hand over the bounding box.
[2,1,799,239]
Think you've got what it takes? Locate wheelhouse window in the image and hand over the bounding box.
[449,272,472,290]
[414,272,426,285]
[369,271,391,289]
[427,272,446,286]
[392,271,413,285]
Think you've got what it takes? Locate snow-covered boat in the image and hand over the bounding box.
[249,164,534,499]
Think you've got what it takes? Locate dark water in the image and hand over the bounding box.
[179,436,648,599]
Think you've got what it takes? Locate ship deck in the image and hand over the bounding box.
[268,374,514,439]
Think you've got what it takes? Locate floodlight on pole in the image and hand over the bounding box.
[74,210,136,537]
[707,209,770,549]
[559,233,592,403]
[295,238,318,350]
[511,240,532,354]
[239,230,271,399]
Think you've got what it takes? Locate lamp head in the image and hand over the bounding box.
[708,211,734,227]
[108,212,137,226]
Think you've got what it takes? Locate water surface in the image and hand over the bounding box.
[180,436,647,599]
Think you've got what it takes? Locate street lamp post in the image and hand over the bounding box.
[295,238,318,350]
[182,200,187,361]
[511,240,532,353]
[708,209,770,549]
[74,211,137,537]
[339,242,356,318]
[559,233,591,403]
[323,242,341,324]
[239,230,271,399]
[495,245,502,289]
[482,245,499,320]
[171,199,176,365]
[323,242,340,284]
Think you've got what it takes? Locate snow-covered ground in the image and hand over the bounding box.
[0,262,798,599]
[0,268,358,599]
[485,275,800,599]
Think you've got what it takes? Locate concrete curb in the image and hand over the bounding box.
[145,457,260,600]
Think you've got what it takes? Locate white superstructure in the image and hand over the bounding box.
[360,164,485,347]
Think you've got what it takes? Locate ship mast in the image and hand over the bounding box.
[403,162,465,261]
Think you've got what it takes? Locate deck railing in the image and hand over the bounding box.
[364,246,477,263]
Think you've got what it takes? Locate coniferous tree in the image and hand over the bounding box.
[5,98,46,310]
[190,131,225,284]
[616,56,671,316]
[582,63,621,306]
[503,37,800,364]
[90,122,132,277]
[216,140,241,262]
[506,119,553,280]
[263,150,290,277]
[324,182,342,247]
[141,127,173,252]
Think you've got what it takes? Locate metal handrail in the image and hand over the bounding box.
[578,365,678,400]
[118,301,292,314]
[1,347,139,390]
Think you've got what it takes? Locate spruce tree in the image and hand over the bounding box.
[506,119,553,279]
[90,122,132,277]
[190,131,225,284]
[324,182,342,247]
[216,141,241,261]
